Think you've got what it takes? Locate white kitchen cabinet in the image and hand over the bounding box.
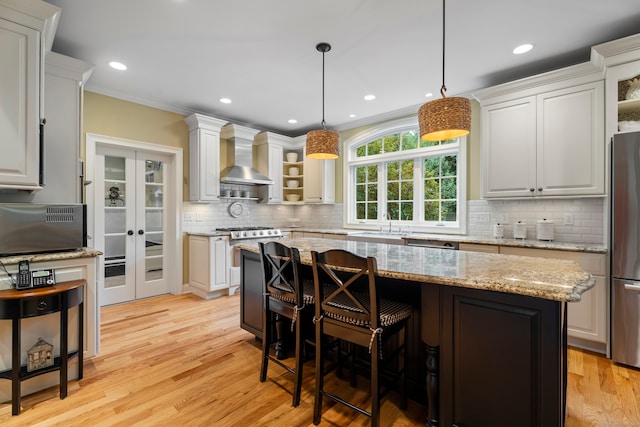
[283,147,304,204]
[185,114,227,202]
[303,147,335,204]
[0,1,60,190]
[476,64,605,198]
[499,246,607,354]
[188,234,228,299]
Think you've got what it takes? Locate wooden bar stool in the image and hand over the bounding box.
[310,249,412,427]
[258,241,314,407]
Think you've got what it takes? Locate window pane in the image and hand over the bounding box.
[356,145,367,157]
[356,184,366,201]
[424,158,439,178]
[367,184,378,201]
[368,165,378,181]
[368,139,382,156]
[441,138,457,145]
[356,203,366,219]
[384,134,400,153]
[387,202,399,220]
[442,155,457,176]
[401,131,418,150]
[400,202,413,220]
[401,160,413,179]
[387,162,399,181]
[442,201,457,221]
[387,181,399,200]
[441,177,457,199]
[367,203,378,220]
[401,181,414,200]
[420,139,439,148]
[356,166,367,183]
[425,179,439,199]
[424,202,439,221]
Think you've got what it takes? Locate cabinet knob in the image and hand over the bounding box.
[37,300,47,311]
[538,187,543,192]
[529,188,535,192]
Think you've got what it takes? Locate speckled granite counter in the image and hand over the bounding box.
[236,237,594,302]
[0,248,102,265]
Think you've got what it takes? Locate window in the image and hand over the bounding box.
[345,117,467,234]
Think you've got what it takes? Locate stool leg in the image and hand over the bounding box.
[313,322,324,425]
[371,336,380,427]
[292,314,303,407]
[260,304,271,383]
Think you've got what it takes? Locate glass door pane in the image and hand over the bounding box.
[143,159,164,282]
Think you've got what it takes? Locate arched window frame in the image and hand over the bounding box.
[342,116,467,235]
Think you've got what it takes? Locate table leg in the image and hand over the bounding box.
[426,343,439,427]
[78,301,84,379]
[60,301,68,399]
[12,318,20,416]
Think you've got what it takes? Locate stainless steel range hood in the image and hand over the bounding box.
[220,124,273,185]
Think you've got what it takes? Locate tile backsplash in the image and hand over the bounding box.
[183,194,605,245]
[467,198,605,244]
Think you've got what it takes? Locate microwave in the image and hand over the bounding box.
[0,203,87,256]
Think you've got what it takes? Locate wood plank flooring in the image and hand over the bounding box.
[0,293,638,426]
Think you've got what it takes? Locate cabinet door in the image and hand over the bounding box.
[212,237,227,290]
[267,144,283,203]
[537,81,604,196]
[481,97,537,198]
[303,148,336,204]
[189,128,220,201]
[0,18,41,188]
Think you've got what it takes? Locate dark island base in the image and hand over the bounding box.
[240,249,567,427]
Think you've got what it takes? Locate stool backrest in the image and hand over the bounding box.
[259,241,303,306]
[311,249,379,329]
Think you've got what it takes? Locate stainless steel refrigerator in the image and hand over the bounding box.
[611,131,640,368]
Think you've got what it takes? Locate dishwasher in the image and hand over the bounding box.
[404,238,459,250]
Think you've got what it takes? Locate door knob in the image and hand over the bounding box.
[127,230,134,235]
[138,230,145,235]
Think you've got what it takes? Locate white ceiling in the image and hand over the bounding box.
[46,0,640,137]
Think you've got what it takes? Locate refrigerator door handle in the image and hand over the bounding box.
[623,282,640,291]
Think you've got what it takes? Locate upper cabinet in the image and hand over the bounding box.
[0,0,60,190]
[474,63,605,199]
[591,34,640,142]
[303,146,335,204]
[255,131,290,204]
[185,113,227,202]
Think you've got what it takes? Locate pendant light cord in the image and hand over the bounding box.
[321,48,327,130]
[440,0,447,98]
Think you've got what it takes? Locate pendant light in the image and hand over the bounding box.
[306,42,339,159]
[418,0,471,142]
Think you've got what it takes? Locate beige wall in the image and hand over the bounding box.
[83,92,191,284]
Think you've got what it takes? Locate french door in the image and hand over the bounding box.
[95,145,170,306]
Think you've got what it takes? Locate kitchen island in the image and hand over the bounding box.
[238,238,594,427]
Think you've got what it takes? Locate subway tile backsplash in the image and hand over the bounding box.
[183,196,605,245]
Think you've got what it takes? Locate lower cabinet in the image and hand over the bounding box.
[440,285,566,427]
[188,235,229,299]
[239,249,263,338]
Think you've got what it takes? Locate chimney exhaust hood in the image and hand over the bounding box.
[220,124,273,185]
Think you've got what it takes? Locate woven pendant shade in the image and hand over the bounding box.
[419,96,471,141]
[306,129,339,159]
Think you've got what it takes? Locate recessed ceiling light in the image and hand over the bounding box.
[349,114,356,118]
[513,44,533,55]
[364,94,376,101]
[425,92,433,98]
[109,61,127,71]
[288,119,298,124]
[219,98,232,104]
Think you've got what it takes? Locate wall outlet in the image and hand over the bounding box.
[496,213,509,224]
[183,212,194,222]
[563,213,574,225]
[477,213,490,223]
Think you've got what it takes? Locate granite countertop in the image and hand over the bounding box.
[236,237,595,303]
[0,248,102,265]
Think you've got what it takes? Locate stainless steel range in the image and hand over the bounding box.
[215,227,284,294]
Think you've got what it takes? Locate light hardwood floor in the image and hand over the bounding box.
[0,293,638,426]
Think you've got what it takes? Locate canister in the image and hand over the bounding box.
[536,219,555,241]
[513,221,527,240]
[493,223,504,239]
